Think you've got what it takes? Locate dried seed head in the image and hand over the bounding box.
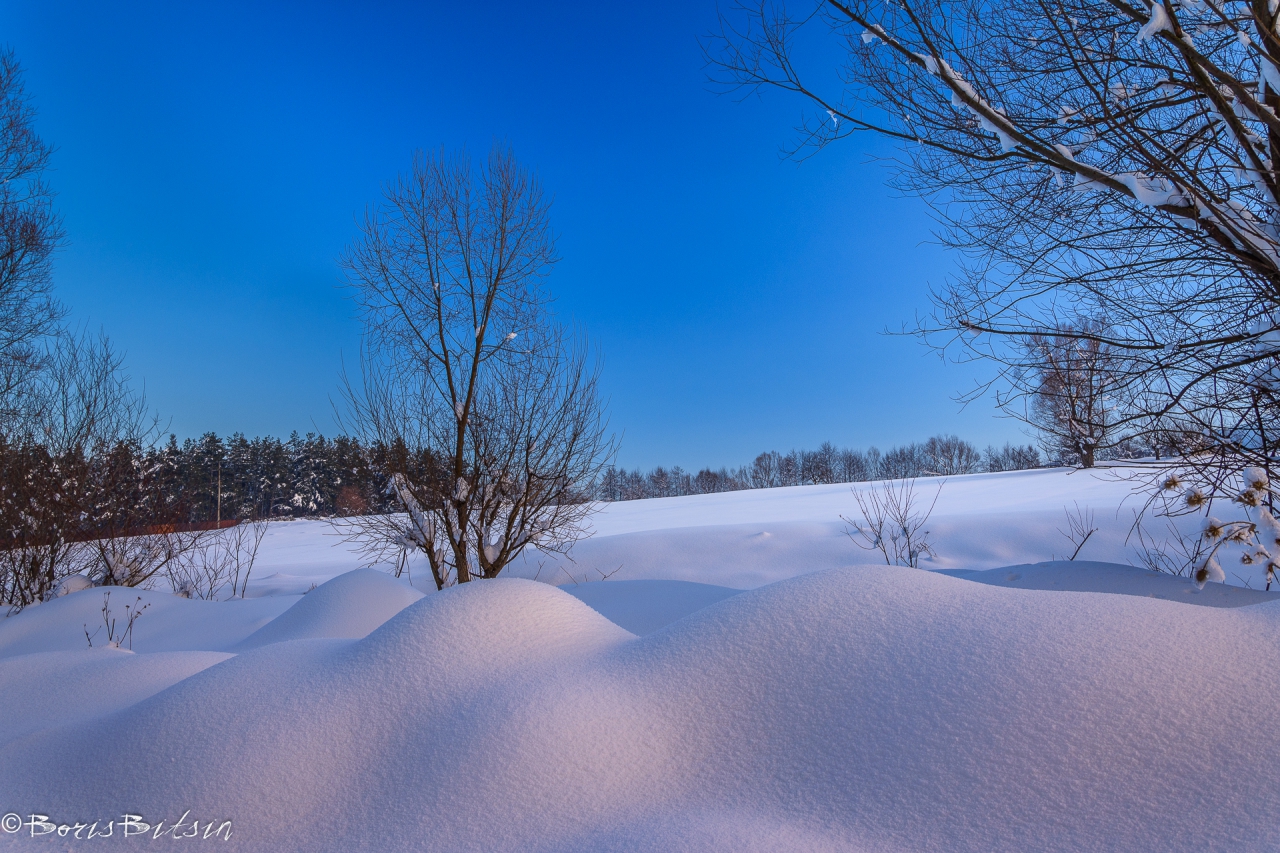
[1195,555,1224,589]
[1243,466,1270,492]
[1242,545,1270,565]
[1226,523,1255,543]
[1236,488,1263,508]
[1184,488,1207,508]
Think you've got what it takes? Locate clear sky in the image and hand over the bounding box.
[0,1,1026,469]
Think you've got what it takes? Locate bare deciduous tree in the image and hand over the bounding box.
[1025,322,1127,467]
[339,147,615,590]
[922,434,982,475]
[0,52,206,609]
[0,333,160,609]
[0,49,63,431]
[709,0,1280,476]
[983,442,1042,472]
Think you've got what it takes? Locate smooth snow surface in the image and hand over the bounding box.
[5,469,1280,851]
[510,468,1163,588]
[561,580,741,635]
[3,569,1279,852]
[0,649,232,747]
[945,560,1280,607]
[0,590,297,659]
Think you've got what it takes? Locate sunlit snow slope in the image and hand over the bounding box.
[246,466,1270,593]
[2,468,1279,852]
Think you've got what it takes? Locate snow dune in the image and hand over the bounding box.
[0,649,232,748]
[3,568,1279,852]
[3,469,1280,851]
[561,579,741,635]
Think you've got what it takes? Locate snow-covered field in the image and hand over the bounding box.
[2,467,1279,851]
[240,465,1277,595]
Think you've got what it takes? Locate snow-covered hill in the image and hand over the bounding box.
[246,466,1270,593]
[2,468,1278,852]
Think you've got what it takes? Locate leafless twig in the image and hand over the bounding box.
[1058,502,1098,561]
[83,590,149,650]
[842,478,943,567]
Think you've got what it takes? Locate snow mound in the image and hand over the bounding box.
[0,588,297,659]
[943,560,1280,607]
[48,573,94,599]
[0,648,232,747]
[3,568,1278,852]
[234,568,424,650]
[562,579,741,635]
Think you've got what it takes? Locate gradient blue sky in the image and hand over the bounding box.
[0,1,1024,469]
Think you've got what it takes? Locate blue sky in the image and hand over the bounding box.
[0,1,1025,469]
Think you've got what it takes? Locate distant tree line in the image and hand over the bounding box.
[105,433,1046,517]
[147,432,393,522]
[0,422,408,607]
[594,436,1043,502]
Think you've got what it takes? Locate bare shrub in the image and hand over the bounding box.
[842,478,942,567]
[87,530,205,589]
[1131,512,1207,580]
[1136,464,1280,589]
[167,519,270,600]
[335,485,369,516]
[0,333,156,609]
[0,439,87,607]
[83,590,149,650]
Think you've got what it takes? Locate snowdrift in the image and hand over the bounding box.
[233,568,424,650]
[4,567,1279,852]
[945,559,1280,607]
[0,649,232,748]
